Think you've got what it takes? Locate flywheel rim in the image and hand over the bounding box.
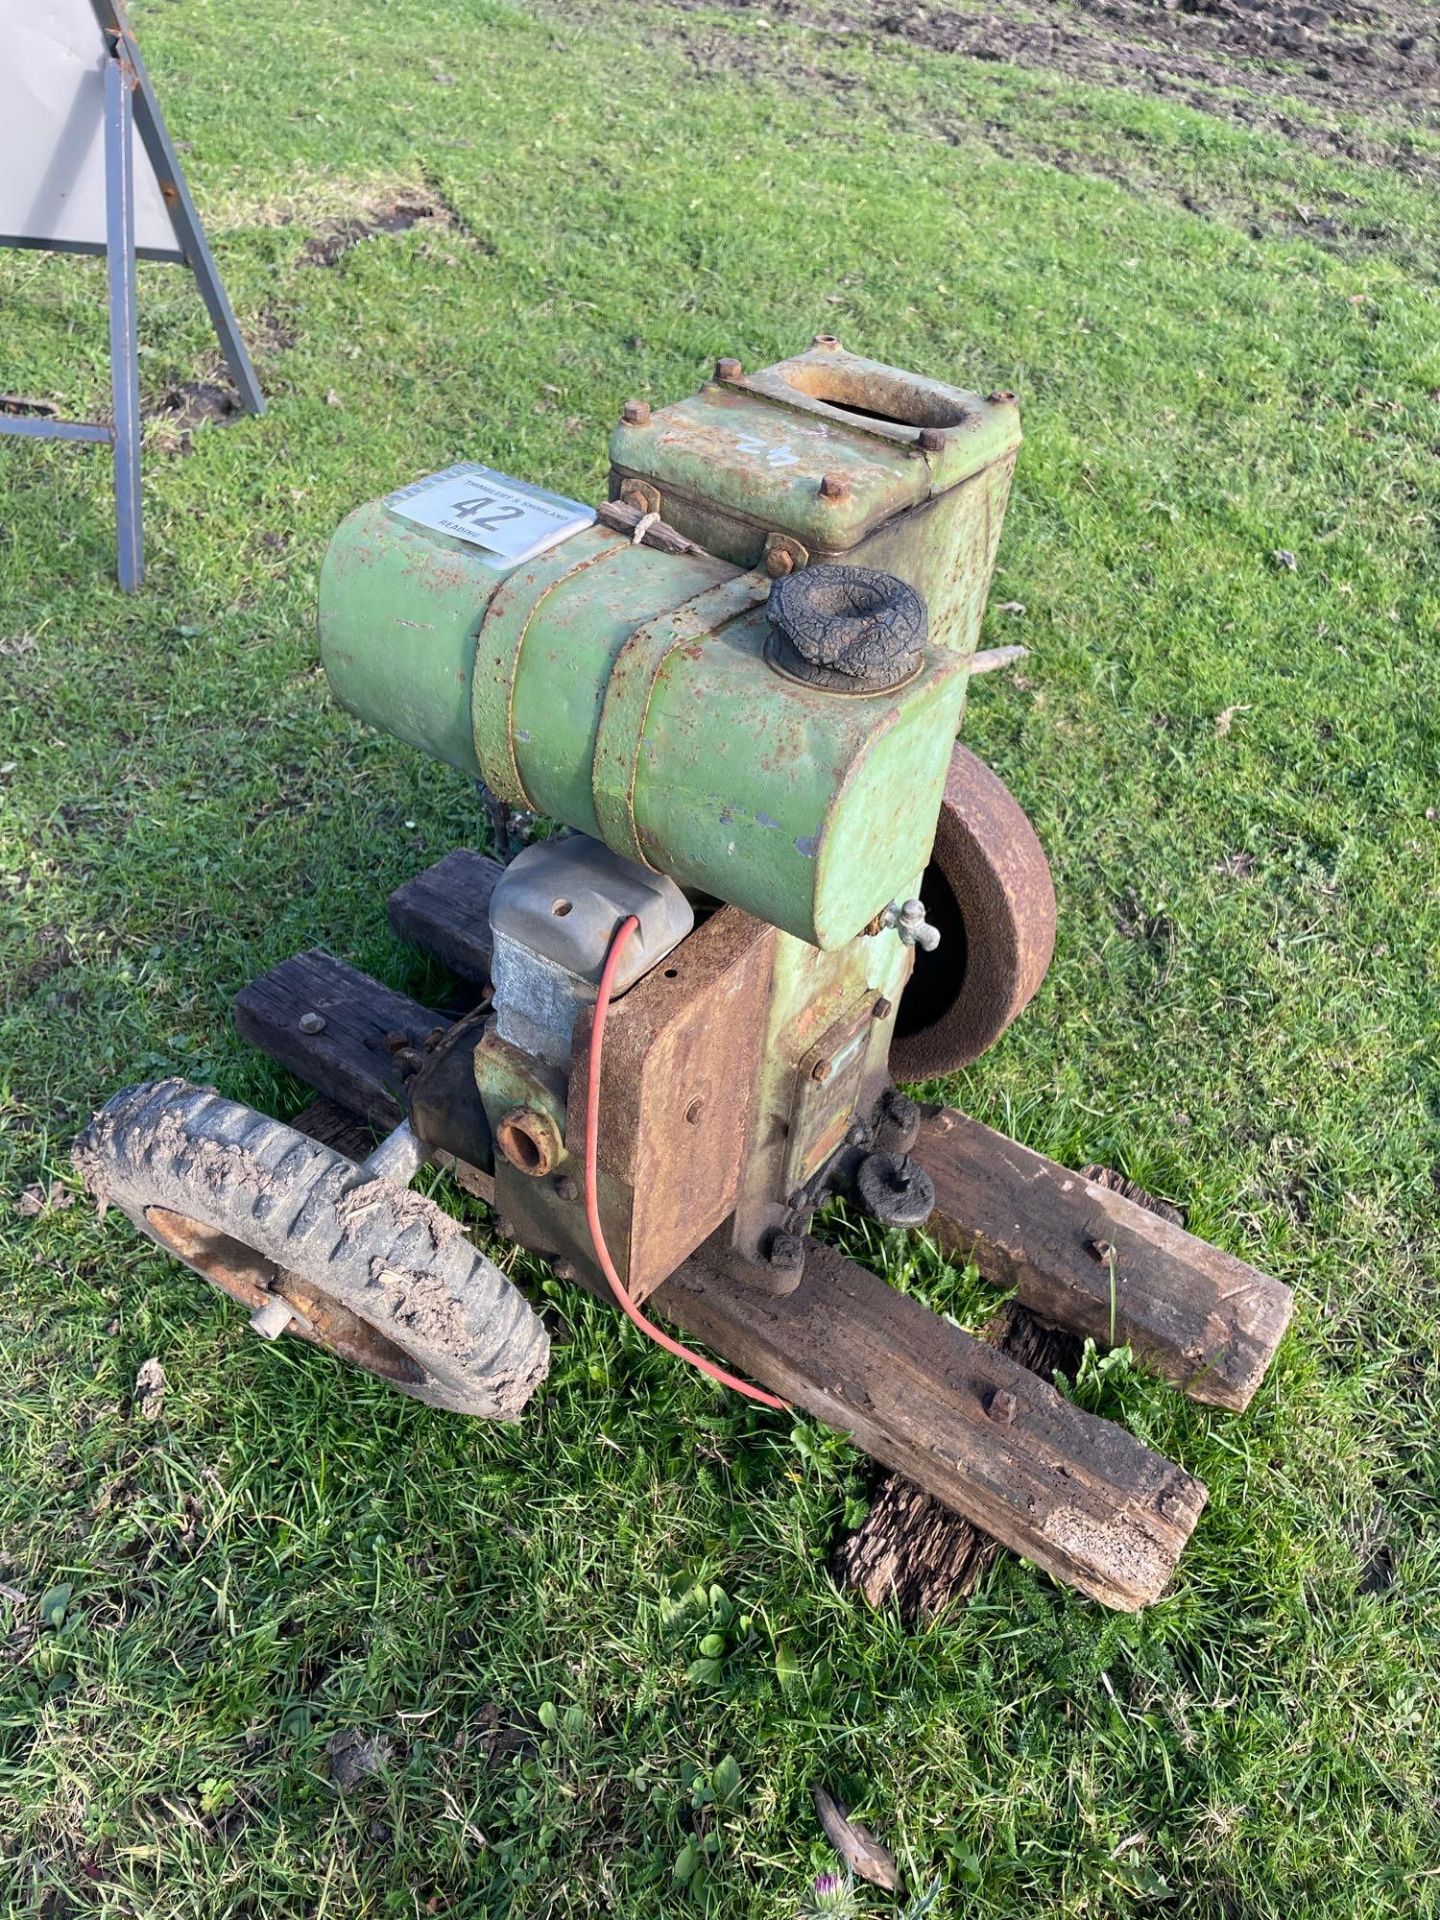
[143,1205,428,1386]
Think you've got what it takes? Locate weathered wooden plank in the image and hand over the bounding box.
[236,947,1205,1610]
[917,1109,1292,1412]
[832,1303,1081,1622]
[661,1239,1204,1612]
[236,953,495,1204]
[290,1093,384,1155]
[234,949,445,1129]
[387,849,499,982]
[834,1167,1186,1624]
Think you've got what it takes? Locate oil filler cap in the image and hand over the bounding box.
[765,564,927,694]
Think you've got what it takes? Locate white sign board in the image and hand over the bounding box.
[388,464,596,568]
[0,0,180,257]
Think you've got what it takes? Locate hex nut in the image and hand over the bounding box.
[811,333,842,350]
[621,398,652,426]
[986,1387,1018,1425]
[619,477,661,516]
[297,1011,326,1035]
[763,534,808,579]
[715,357,743,382]
[818,472,850,503]
[917,427,946,453]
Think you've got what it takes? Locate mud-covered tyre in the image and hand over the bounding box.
[73,1078,549,1420]
[890,743,1056,1081]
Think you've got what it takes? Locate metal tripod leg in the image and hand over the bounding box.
[103,48,143,592]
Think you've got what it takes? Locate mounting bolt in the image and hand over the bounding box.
[763,534,808,578]
[554,1174,579,1202]
[621,398,652,426]
[552,1259,578,1283]
[818,472,850,503]
[872,996,893,1021]
[917,427,946,453]
[811,333,841,350]
[297,1011,326,1035]
[714,356,743,382]
[986,1387,1018,1426]
[811,1057,834,1084]
[988,388,1017,404]
[767,1230,806,1278]
[382,1029,412,1053]
[1091,1239,1117,1264]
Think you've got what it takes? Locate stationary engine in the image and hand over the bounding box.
[317,339,1053,1303]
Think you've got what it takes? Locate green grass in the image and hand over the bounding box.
[3,0,1439,1913]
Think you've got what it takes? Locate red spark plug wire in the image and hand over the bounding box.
[582,914,789,1413]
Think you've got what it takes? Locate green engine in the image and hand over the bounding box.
[312,339,1048,1299]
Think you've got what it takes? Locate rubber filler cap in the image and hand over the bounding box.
[765,564,927,694]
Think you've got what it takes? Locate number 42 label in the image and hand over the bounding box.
[387,463,595,568]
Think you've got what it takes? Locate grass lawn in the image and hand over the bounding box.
[2,0,1438,1913]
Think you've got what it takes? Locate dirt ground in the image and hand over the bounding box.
[666,0,1440,174]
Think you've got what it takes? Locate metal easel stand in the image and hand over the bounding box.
[0,5,263,592]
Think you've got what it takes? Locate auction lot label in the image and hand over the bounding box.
[388,464,595,567]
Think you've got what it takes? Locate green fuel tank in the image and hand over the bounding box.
[319,493,968,950]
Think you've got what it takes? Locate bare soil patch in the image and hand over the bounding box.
[302,190,455,268]
[658,0,1440,173]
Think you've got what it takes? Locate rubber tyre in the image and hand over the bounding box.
[890,743,1056,1081]
[73,1078,549,1420]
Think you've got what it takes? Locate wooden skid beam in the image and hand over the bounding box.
[233,950,496,1203]
[387,849,498,982]
[235,948,1207,1610]
[916,1110,1293,1411]
[833,1303,1082,1622]
[666,1240,1203,1611]
[234,949,449,1129]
